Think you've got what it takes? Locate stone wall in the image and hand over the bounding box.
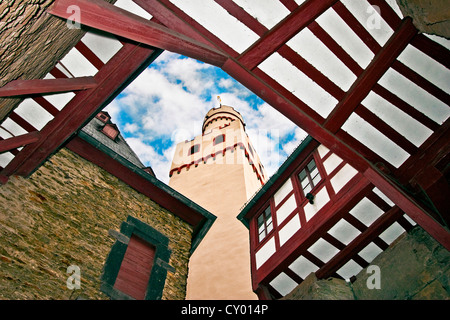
[0,0,115,120]
[351,226,449,299]
[0,147,193,300]
[396,0,450,38]
[283,226,450,300]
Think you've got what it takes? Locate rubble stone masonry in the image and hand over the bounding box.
[0,148,193,299]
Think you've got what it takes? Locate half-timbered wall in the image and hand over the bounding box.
[249,143,417,298]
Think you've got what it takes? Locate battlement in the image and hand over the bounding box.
[202,105,245,133]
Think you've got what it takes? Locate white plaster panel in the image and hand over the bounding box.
[289,255,319,279]
[278,215,301,247]
[255,237,276,269]
[269,272,298,296]
[303,186,330,222]
[0,152,14,168]
[274,178,293,206]
[330,163,358,194]
[276,194,297,225]
[349,198,384,227]
[372,187,394,206]
[323,153,343,175]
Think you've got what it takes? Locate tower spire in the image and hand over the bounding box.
[217,95,222,107]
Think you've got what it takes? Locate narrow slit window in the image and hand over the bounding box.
[257,206,273,243]
[298,158,322,196]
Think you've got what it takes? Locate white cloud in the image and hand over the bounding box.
[218,78,234,89]
[123,122,139,134]
[109,52,303,183]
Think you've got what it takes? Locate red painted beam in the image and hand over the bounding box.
[48,0,227,67]
[75,41,105,70]
[1,42,161,178]
[134,0,217,47]
[0,77,97,97]
[0,131,40,153]
[255,175,373,287]
[315,205,404,279]
[8,112,38,133]
[323,17,418,133]
[238,0,338,70]
[364,167,450,251]
[411,34,450,70]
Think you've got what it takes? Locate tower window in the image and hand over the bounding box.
[189,144,200,155]
[213,134,225,145]
[257,206,273,243]
[298,158,321,195]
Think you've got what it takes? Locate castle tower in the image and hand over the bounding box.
[169,104,267,300]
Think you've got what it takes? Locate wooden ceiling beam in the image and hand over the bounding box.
[0,77,97,97]
[316,205,404,279]
[48,0,227,67]
[135,0,238,57]
[0,131,40,154]
[1,42,162,178]
[323,17,418,133]
[238,0,339,70]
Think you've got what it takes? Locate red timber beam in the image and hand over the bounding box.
[238,0,339,70]
[1,42,162,178]
[48,0,227,67]
[255,175,373,288]
[0,131,40,153]
[129,1,450,250]
[0,77,97,97]
[315,205,404,279]
[323,17,418,133]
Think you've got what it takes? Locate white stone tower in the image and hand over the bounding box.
[169,104,267,300]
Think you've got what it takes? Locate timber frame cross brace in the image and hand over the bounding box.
[2,0,448,250]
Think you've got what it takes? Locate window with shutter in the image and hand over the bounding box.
[100,216,173,300]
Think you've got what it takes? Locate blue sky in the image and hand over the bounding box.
[105,51,307,184]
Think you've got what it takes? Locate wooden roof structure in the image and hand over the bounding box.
[0,0,449,251]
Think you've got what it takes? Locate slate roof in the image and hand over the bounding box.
[80,112,147,171]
